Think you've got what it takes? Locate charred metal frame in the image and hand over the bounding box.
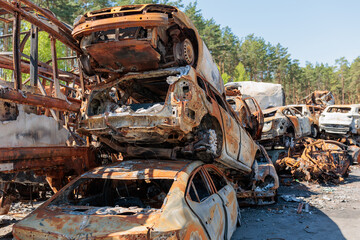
[0,0,97,211]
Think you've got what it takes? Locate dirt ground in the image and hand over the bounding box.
[232,165,360,240]
[1,167,360,239]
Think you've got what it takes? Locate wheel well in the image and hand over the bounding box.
[286,126,294,135]
[198,114,223,155]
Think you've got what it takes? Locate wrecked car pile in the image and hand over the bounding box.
[276,138,357,183]
[13,160,239,239]
[0,0,359,239]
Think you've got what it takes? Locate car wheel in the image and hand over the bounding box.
[174,38,195,66]
[311,125,318,138]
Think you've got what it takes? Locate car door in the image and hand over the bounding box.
[243,97,264,140]
[292,108,311,136]
[208,86,241,161]
[204,166,238,240]
[282,108,302,137]
[186,167,226,240]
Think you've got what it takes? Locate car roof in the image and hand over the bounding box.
[326,104,360,109]
[82,159,203,180]
[85,4,178,17]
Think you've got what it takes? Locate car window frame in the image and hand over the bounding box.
[202,165,229,193]
[186,166,214,203]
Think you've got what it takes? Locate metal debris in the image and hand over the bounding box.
[276,138,352,183]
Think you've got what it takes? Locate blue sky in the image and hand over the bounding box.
[182,0,360,66]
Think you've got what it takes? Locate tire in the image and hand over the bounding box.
[174,38,195,66]
[311,125,318,138]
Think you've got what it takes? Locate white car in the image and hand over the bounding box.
[319,104,360,139]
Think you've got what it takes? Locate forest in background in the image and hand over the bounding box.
[0,0,359,104]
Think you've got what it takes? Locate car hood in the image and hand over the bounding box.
[13,207,161,239]
[320,113,353,125]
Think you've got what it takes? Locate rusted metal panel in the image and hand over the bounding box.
[0,87,80,112]
[0,55,82,85]
[0,146,96,173]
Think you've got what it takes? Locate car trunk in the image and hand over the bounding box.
[321,112,353,125]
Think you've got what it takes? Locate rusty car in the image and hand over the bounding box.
[72,4,223,94]
[276,138,357,183]
[225,144,279,206]
[289,104,322,138]
[261,106,311,148]
[302,90,335,108]
[224,81,285,110]
[78,65,259,173]
[13,159,239,239]
[319,104,360,143]
[225,86,264,140]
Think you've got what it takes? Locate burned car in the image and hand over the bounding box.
[225,87,264,140]
[319,104,360,142]
[276,138,355,183]
[78,66,258,173]
[72,4,223,93]
[13,160,239,239]
[302,90,335,108]
[224,81,285,110]
[261,106,311,148]
[289,104,322,137]
[225,144,279,206]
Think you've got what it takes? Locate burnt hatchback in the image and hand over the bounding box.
[13,160,239,239]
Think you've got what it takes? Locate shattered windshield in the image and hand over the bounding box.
[50,178,174,210]
[264,110,277,118]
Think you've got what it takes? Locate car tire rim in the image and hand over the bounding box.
[182,39,195,65]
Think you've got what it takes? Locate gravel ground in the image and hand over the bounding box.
[1,167,360,239]
[232,165,360,240]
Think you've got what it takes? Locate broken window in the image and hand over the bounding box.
[206,168,227,192]
[227,99,236,111]
[283,108,295,116]
[188,171,211,202]
[50,178,173,209]
[327,107,351,113]
[264,110,277,118]
[87,74,175,116]
[293,106,303,115]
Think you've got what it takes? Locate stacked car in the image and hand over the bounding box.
[13,4,279,239]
